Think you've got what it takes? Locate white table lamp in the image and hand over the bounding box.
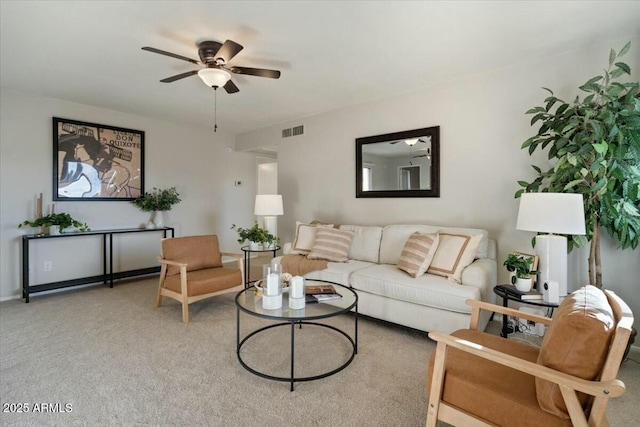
[516,193,586,296]
[254,194,283,241]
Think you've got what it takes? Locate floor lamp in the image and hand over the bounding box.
[516,193,586,296]
[254,195,283,245]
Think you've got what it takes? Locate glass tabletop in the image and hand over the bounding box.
[235,280,357,321]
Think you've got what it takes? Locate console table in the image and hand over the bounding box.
[21,227,175,303]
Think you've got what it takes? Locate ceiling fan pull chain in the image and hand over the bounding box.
[214,87,218,133]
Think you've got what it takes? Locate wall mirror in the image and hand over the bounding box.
[356,126,440,198]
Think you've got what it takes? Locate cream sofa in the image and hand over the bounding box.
[277,224,497,334]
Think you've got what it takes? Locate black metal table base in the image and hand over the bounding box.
[21,227,174,302]
[236,315,358,391]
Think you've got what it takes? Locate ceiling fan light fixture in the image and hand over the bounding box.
[198,68,231,88]
[405,138,419,146]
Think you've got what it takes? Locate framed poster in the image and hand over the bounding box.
[53,117,144,201]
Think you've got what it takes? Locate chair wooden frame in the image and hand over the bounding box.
[426,293,633,427]
[157,252,244,323]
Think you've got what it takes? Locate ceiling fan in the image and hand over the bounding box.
[142,39,281,94]
[390,136,431,145]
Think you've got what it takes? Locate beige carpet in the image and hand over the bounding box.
[1,277,638,427]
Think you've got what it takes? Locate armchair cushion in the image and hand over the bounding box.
[536,285,615,418]
[163,235,223,276]
[428,329,571,427]
[163,267,241,297]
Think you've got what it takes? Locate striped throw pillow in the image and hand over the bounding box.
[397,232,440,278]
[307,228,354,262]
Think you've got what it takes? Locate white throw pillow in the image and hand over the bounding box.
[290,222,334,255]
[307,228,355,262]
[427,233,482,283]
[397,232,440,278]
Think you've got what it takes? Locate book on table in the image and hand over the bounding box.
[304,284,342,303]
[305,284,338,295]
[496,284,542,300]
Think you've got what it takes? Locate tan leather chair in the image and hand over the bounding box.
[157,235,244,323]
[427,285,633,427]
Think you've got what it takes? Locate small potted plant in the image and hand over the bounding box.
[131,186,181,228]
[231,222,279,250]
[503,253,536,292]
[19,213,91,235]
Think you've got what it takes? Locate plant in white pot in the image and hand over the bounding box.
[503,253,536,292]
[131,187,181,228]
[19,213,90,235]
[231,222,279,250]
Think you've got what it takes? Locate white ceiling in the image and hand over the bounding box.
[2,1,639,135]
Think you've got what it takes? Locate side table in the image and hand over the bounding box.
[493,285,561,338]
[241,245,280,288]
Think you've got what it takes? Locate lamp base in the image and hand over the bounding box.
[263,216,277,243]
[535,234,568,296]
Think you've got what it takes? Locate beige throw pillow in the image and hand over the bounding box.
[307,228,354,262]
[397,232,440,278]
[290,222,334,255]
[427,233,482,283]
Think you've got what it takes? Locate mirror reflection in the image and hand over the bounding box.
[356,126,440,198]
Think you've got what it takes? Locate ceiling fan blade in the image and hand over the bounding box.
[142,47,200,65]
[215,40,244,63]
[230,66,281,79]
[223,79,240,94]
[160,70,199,83]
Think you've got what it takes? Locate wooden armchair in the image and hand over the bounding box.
[427,285,633,427]
[157,235,244,323]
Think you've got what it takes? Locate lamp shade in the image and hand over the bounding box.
[198,68,231,88]
[254,195,283,216]
[516,193,586,235]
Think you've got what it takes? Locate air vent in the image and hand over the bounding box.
[282,124,304,138]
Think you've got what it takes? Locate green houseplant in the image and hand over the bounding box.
[19,213,90,234]
[516,42,640,289]
[503,253,536,291]
[131,187,181,228]
[131,187,181,212]
[231,222,279,249]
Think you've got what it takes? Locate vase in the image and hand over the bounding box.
[249,241,262,251]
[48,225,60,235]
[152,211,165,228]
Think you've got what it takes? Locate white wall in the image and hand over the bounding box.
[237,37,640,319]
[0,90,257,301]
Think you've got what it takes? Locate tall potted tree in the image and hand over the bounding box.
[516,42,640,288]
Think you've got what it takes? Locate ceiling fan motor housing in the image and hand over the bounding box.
[198,41,224,64]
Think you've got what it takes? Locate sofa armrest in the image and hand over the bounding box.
[282,242,292,254]
[460,257,497,301]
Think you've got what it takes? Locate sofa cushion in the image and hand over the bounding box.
[350,264,481,313]
[379,224,490,265]
[536,285,615,419]
[339,224,383,263]
[437,226,490,259]
[379,225,441,264]
[304,260,375,287]
[307,228,355,262]
[427,233,482,283]
[290,222,334,255]
[397,232,439,278]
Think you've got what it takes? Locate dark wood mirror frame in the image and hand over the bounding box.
[356,126,440,198]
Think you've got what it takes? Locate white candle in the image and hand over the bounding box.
[266,273,279,296]
[290,276,305,299]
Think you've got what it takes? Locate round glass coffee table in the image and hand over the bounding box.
[235,279,358,391]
